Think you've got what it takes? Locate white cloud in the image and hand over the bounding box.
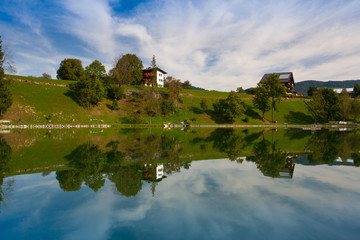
[1,0,360,90]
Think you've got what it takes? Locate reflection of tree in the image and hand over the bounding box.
[161,134,184,174]
[54,133,193,196]
[56,142,106,192]
[351,153,360,167]
[110,165,143,197]
[56,170,83,192]
[247,136,289,178]
[0,136,14,212]
[303,130,360,165]
[307,131,341,164]
[209,128,246,161]
[104,141,125,172]
[68,142,106,192]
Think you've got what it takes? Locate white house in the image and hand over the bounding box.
[142,67,167,88]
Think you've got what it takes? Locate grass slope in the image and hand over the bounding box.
[3,75,314,125]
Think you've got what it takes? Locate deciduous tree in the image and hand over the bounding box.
[340,88,351,121]
[41,73,51,79]
[236,87,244,93]
[263,74,286,122]
[306,88,341,123]
[167,78,182,105]
[350,99,360,121]
[110,54,143,85]
[307,86,318,96]
[213,91,244,123]
[74,77,105,110]
[182,80,192,89]
[353,84,360,98]
[57,58,84,81]
[85,60,106,80]
[253,84,270,120]
[0,36,12,116]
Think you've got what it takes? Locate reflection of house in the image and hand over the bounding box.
[141,164,166,182]
[260,72,295,94]
[279,157,295,178]
[263,157,295,179]
[143,67,167,88]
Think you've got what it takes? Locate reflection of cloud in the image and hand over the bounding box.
[2,159,360,239]
[1,1,360,89]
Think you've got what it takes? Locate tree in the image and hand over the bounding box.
[253,84,270,120]
[340,88,351,121]
[322,88,341,121]
[200,98,208,112]
[106,84,125,100]
[245,88,256,95]
[0,37,12,116]
[213,91,244,123]
[57,58,84,81]
[263,74,286,122]
[166,78,182,105]
[350,98,360,121]
[307,86,318,96]
[142,87,161,124]
[74,77,105,110]
[0,36,16,74]
[110,54,143,85]
[182,80,192,89]
[41,73,51,79]
[306,88,341,123]
[85,60,106,80]
[236,87,244,93]
[306,90,326,123]
[353,84,360,98]
[150,55,157,87]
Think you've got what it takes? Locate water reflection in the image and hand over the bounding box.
[1,129,360,239]
[246,135,294,178]
[0,136,14,212]
[1,129,360,199]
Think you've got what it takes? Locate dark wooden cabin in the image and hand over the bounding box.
[260,72,295,94]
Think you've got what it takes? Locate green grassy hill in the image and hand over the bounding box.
[3,75,314,125]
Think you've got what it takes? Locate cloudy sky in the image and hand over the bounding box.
[1,0,360,91]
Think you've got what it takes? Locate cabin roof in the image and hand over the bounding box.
[260,72,294,83]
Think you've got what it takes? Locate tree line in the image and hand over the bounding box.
[0,36,13,117]
[55,54,194,113]
[306,86,360,123]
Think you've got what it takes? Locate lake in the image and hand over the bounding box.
[0,128,359,239]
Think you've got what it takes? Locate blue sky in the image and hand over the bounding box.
[1,0,360,91]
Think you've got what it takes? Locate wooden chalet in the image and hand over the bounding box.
[260,72,295,94]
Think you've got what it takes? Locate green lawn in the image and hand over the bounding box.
[3,76,314,125]
[6,74,77,85]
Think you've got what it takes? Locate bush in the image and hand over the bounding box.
[161,100,176,116]
[110,99,120,110]
[106,85,125,100]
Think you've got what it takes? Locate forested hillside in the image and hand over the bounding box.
[295,80,360,95]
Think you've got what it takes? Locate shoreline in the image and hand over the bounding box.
[0,123,359,130]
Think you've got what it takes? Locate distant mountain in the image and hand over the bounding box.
[295,80,360,95]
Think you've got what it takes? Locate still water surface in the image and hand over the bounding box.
[0,128,359,239]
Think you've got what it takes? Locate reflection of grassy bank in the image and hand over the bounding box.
[4,75,313,125]
[2,128,314,175]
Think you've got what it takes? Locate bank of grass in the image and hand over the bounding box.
[3,75,314,125]
[4,127,312,175]
[6,74,77,85]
